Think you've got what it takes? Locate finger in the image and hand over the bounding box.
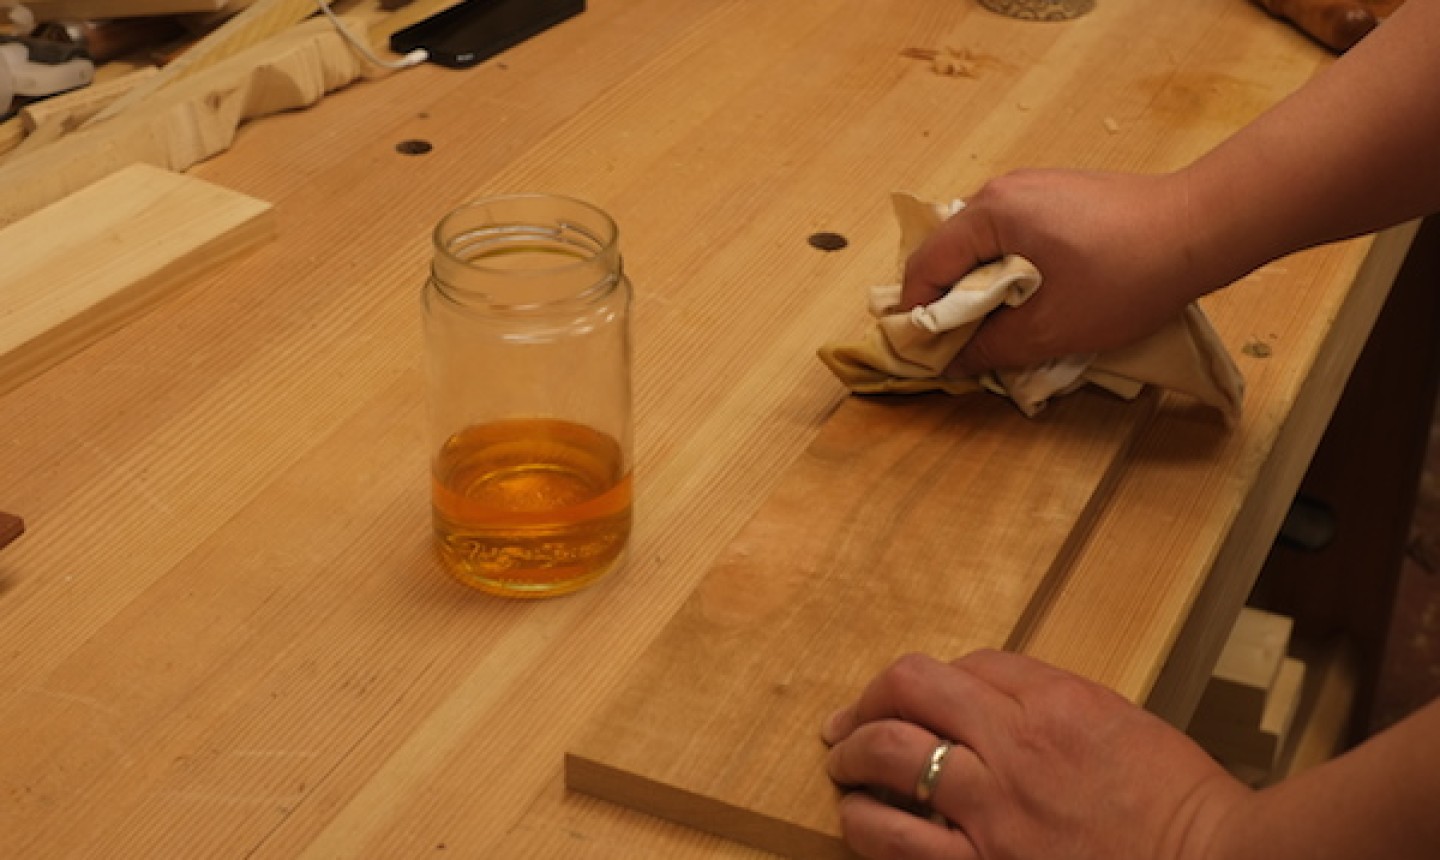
[822,653,1015,749]
[900,213,1003,311]
[825,719,935,795]
[948,648,1071,698]
[837,791,979,860]
[827,720,989,821]
[947,303,1047,375]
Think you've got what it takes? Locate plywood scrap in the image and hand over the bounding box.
[0,164,273,397]
[0,15,372,226]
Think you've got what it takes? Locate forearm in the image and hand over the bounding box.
[1204,697,1440,860]
[1181,0,1440,286]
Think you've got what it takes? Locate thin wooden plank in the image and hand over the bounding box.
[1279,637,1358,778]
[566,390,1148,858]
[0,164,273,398]
[25,0,228,19]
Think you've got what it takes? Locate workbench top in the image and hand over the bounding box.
[0,0,1415,856]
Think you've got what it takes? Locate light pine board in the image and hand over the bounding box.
[0,164,274,397]
[25,0,229,20]
[566,390,1147,858]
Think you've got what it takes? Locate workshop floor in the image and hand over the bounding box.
[1369,405,1440,734]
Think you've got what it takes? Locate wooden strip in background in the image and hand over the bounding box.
[0,118,24,159]
[82,0,327,127]
[19,66,159,132]
[3,69,161,165]
[566,390,1148,858]
[0,16,367,227]
[0,164,273,398]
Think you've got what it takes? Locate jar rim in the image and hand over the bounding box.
[432,193,620,278]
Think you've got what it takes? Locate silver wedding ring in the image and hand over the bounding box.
[915,740,953,805]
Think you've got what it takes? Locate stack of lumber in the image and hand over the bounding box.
[1187,607,1307,783]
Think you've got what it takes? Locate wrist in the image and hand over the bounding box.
[1163,769,1253,860]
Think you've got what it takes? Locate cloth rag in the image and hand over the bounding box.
[817,193,1245,423]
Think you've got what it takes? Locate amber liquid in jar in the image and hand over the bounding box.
[431,417,632,596]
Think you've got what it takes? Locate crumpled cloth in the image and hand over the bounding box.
[817,193,1245,424]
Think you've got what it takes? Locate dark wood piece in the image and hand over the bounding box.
[0,512,23,550]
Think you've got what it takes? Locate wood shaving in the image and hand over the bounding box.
[1242,338,1273,358]
[931,47,976,77]
[1103,117,1120,134]
[900,47,978,78]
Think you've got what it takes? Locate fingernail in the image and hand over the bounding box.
[821,708,847,744]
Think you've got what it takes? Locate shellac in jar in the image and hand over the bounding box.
[423,194,633,597]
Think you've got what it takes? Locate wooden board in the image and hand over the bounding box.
[0,164,273,398]
[26,0,229,20]
[566,390,1149,858]
[1193,606,1294,725]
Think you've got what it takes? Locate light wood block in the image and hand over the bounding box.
[0,164,273,398]
[1190,655,1305,775]
[1200,607,1294,725]
[1280,638,1359,778]
[566,390,1148,859]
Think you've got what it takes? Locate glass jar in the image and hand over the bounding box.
[423,194,633,598]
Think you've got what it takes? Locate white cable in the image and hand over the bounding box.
[315,0,427,70]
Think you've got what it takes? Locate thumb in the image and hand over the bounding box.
[947,307,1033,377]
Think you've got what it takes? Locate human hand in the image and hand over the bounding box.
[822,651,1250,860]
[903,169,1240,375]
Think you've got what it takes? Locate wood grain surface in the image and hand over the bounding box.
[0,0,1411,857]
[567,391,1147,856]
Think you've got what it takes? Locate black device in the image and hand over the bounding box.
[389,0,584,69]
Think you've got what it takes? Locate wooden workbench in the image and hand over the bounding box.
[0,0,1425,855]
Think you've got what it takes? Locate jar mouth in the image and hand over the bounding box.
[433,193,619,278]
